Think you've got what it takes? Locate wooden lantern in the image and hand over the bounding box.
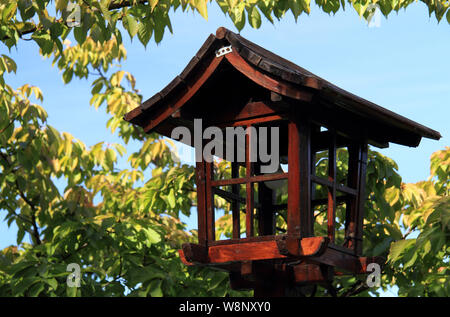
[124,27,441,296]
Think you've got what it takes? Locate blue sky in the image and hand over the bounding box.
[1,2,449,296]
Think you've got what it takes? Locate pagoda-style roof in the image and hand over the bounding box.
[124,27,441,148]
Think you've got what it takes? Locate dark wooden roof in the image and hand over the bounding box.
[124,27,441,148]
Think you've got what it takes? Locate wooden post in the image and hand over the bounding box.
[327,129,337,243]
[205,157,215,242]
[231,162,241,239]
[310,125,320,236]
[195,161,207,246]
[287,116,312,238]
[245,126,254,238]
[355,143,368,255]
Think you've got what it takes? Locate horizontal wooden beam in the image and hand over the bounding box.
[311,175,357,196]
[213,187,262,209]
[213,187,245,204]
[208,235,279,246]
[215,114,285,128]
[211,172,288,187]
[179,236,328,265]
[208,240,284,263]
[310,246,385,274]
[312,195,348,207]
[202,101,283,126]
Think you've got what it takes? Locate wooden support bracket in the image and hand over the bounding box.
[276,236,329,257]
[179,243,208,265]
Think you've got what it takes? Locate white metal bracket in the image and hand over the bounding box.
[215,45,233,58]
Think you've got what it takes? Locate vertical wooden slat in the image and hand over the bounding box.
[231,162,240,239]
[355,143,368,255]
[345,141,367,255]
[310,143,317,235]
[327,129,337,243]
[245,126,254,238]
[205,158,215,242]
[288,121,301,237]
[344,143,359,252]
[300,118,313,237]
[310,124,320,237]
[288,116,312,238]
[311,151,317,199]
[195,161,207,246]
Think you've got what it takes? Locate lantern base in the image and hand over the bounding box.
[178,235,384,296]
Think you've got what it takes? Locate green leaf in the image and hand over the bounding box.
[208,273,227,291]
[13,277,38,295]
[31,31,54,55]
[66,285,78,297]
[1,55,17,73]
[323,0,340,14]
[91,82,103,95]
[372,238,392,256]
[17,228,25,245]
[153,9,170,43]
[231,4,246,31]
[5,173,16,183]
[143,227,161,244]
[384,186,400,206]
[257,1,274,23]
[194,0,208,20]
[28,282,45,297]
[98,0,112,25]
[55,0,68,13]
[148,279,163,297]
[353,0,369,17]
[422,240,432,256]
[289,0,303,20]
[388,239,415,263]
[402,245,418,268]
[62,68,73,84]
[90,24,105,43]
[167,189,176,209]
[2,2,17,21]
[123,15,138,39]
[74,26,87,44]
[378,0,393,17]
[137,21,153,47]
[248,6,262,28]
[46,278,58,291]
[18,0,35,21]
[149,0,159,11]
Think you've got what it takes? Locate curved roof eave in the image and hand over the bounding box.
[124,27,442,144]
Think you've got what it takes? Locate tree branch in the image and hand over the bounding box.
[403,225,418,239]
[340,280,369,297]
[0,113,20,134]
[0,151,42,245]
